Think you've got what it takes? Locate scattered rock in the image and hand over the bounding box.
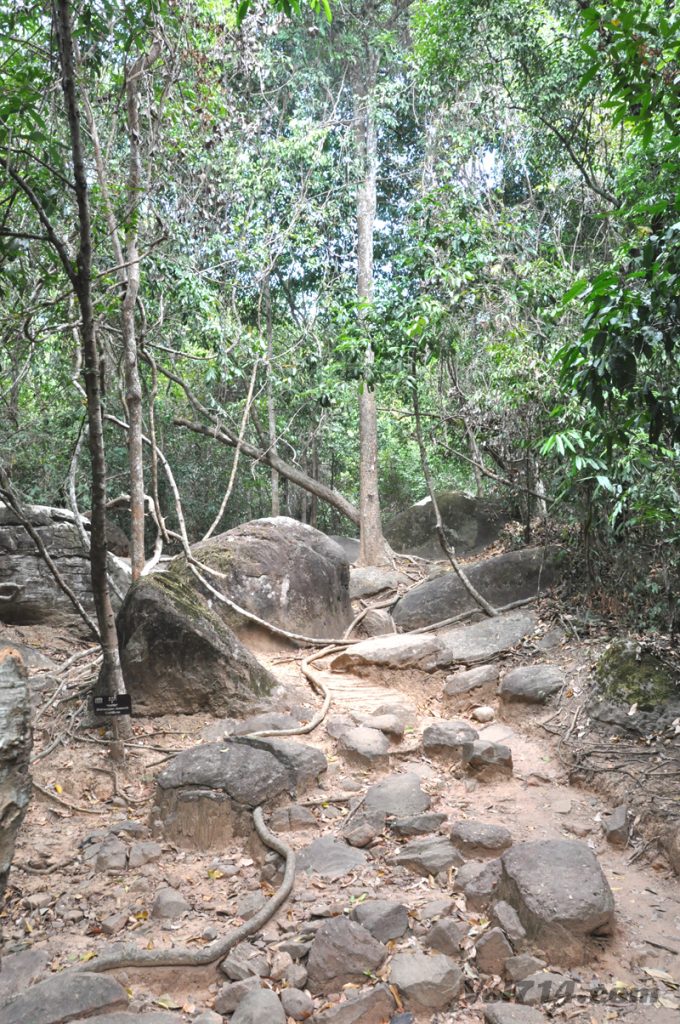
[151,886,190,920]
[475,926,513,975]
[357,712,405,738]
[297,837,367,880]
[393,548,558,630]
[438,610,539,667]
[452,860,485,891]
[349,566,402,599]
[215,978,259,1018]
[330,633,447,672]
[500,666,564,705]
[237,891,266,920]
[361,609,395,637]
[312,984,396,1023]
[389,951,463,1010]
[357,772,431,830]
[306,917,387,994]
[491,901,527,948]
[337,726,390,767]
[193,1012,224,1024]
[484,1004,547,1024]
[280,987,314,1021]
[392,837,463,877]
[463,858,503,910]
[220,942,269,981]
[462,740,513,778]
[350,899,409,942]
[0,972,128,1024]
[422,720,478,759]
[326,714,355,739]
[443,664,500,709]
[505,954,547,982]
[424,918,468,956]
[127,841,162,868]
[449,821,513,857]
[516,971,577,1004]
[0,948,50,1003]
[498,840,615,966]
[231,712,302,735]
[389,812,447,837]
[101,911,128,935]
[269,804,317,832]
[231,987,286,1024]
[472,705,495,722]
[603,805,629,847]
[84,835,127,873]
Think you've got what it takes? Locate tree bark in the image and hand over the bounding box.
[351,53,389,567]
[54,0,129,740]
[264,274,280,517]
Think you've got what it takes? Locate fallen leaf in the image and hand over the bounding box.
[80,951,97,962]
[154,994,182,1010]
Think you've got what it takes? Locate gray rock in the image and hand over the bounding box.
[357,712,405,738]
[0,947,49,1002]
[152,738,326,850]
[473,705,495,722]
[389,812,447,837]
[662,822,680,875]
[220,942,269,981]
[127,841,162,868]
[269,804,317,832]
[285,962,308,989]
[463,858,503,910]
[328,535,360,563]
[356,772,430,831]
[361,609,395,637]
[449,821,513,857]
[384,492,507,560]
[0,641,56,673]
[337,726,390,767]
[297,837,367,880]
[151,886,190,920]
[438,610,538,667]
[350,566,402,599]
[231,712,302,735]
[231,988,286,1024]
[326,714,355,739]
[500,665,563,705]
[330,633,447,672]
[452,860,485,891]
[275,939,311,960]
[237,891,266,920]
[280,987,314,1021]
[306,917,387,993]
[393,548,559,630]
[0,972,128,1024]
[350,899,409,942]
[505,954,547,982]
[373,703,418,728]
[491,901,527,948]
[312,985,395,1023]
[484,1004,547,1024]
[422,720,479,759]
[192,1013,224,1024]
[498,840,615,966]
[342,818,381,848]
[0,651,32,915]
[101,911,128,935]
[516,971,577,1004]
[462,740,513,778]
[392,837,463,877]
[80,1015,181,1024]
[389,951,463,1010]
[89,835,127,873]
[603,805,629,847]
[443,664,500,708]
[475,926,513,975]
[424,918,468,956]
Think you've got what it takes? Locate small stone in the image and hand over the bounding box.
[505,954,547,983]
[343,819,380,848]
[443,664,500,707]
[306,917,387,994]
[0,948,50,1003]
[151,886,190,920]
[101,912,128,935]
[193,1012,224,1024]
[284,962,308,989]
[462,740,513,778]
[491,901,527,948]
[269,804,317,832]
[269,951,293,981]
[419,898,455,920]
[392,837,463,877]
[338,726,391,767]
[297,837,367,880]
[93,835,127,873]
[312,984,396,1023]
[127,841,162,868]
[231,988,285,1024]
[422,720,479,759]
[237,891,267,920]
[463,858,502,910]
[359,712,405,738]
[516,971,576,1004]
[424,918,467,956]
[276,940,310,960]
[452,860,485,891]
[475,927,513,976]
[662,822,680,874]
[280,987,314,1021]
[484,1004,547,1024]
[449,820,513,857]
[389,951,463,1010]
[603,804,629,847]
[350,900,409,942]
[552,797,572,815]
[214,978,262,1015]
[220,942,269,981]
[500,665,563,705]
[25,892,51,910]
[389,813,447,837]
[326,714,355,739]
[472,706,495,723]
[0,973,129,1024]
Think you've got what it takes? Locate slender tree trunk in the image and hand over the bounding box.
[54,0,129,745]
[352,54,389,567]
[264,274,280,517]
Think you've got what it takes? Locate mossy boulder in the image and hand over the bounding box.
[384,492,508,560]
[117,572,276,716]
[595,640,677,710]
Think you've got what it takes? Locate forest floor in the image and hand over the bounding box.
[1,561,679,1023]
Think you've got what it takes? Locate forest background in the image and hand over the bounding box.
[0,0,677,651]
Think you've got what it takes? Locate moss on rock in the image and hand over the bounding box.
[595,640,677,709]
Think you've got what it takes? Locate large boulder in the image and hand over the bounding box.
[117,574,276,716]
[393,547,560,631]
[497,840,615,966]
[384,491,507,559]
[595,639,678,709]
[186,517,352,643]
[151,737,326,849]
[0,651,32,953]
[0,504,130,633]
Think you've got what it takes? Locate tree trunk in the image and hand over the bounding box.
[54,0,129,742]
[352,54,389,567]
[264,274,280,517]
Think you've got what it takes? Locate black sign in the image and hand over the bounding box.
[93,694,132,716]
